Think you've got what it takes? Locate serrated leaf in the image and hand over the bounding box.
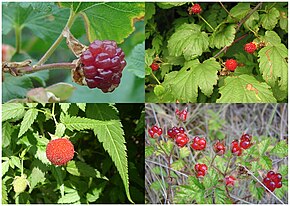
[66,160,107,180]
[214,188,227,204]
[171,159,185,171]
[249,181,264,200]
[145,146,154,157]
[86,182,106,202]
[2,182,8,204]
[258,138,271,155]
[261,7,280,30]
[2,103,26,122]
[57,191,80,204]
[179,147,190,158]
[168,23,209,59]
[126,42,145,78]
[2,122,14,148]
[76,103,86,112]
[18,109,38,137]
[2,161,10,176]
[60,104,70,114]
[217,74,277,103]
[259,155,272,170]
[209,24,236,49]
[28,167,45,192]
[165,58,220,102]
[227,3,251,23]
[271,140,288,158]
[60,115,113,131]
[55,123,66,137]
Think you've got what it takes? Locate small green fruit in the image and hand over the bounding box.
[13,175,28,194]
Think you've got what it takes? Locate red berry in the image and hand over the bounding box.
[194,163,208,177]
[276,182,282,188]
[231,140,242,156]
[263,171,283,192]
[240,140,251,149]
[148,125,162,138]
[240,133,252,142]
[176,108,188,122]
[167,129,174,138]
[244,42,257,54]
[225,176,236,186]
[150,63,159,71]
[213,140,226,155]
[267,171,275,179]
[225,59,238,71]
[175,133,189,147]
[191,136,206,151]
[167,126,181,138]
[268,181,276,192]
[46,138,75,166]
[80,40,126,92]
[273,173,282,184]
[178,127,185,133]
[191,4,202,14]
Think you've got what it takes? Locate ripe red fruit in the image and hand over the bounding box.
[240,133,252,142]
[191,136,206,150]
[175,108,188,122]
[263,171,283,192]
[167,126,184,138]
[225,59,238,71]
[195,163,207,177]
[148,125,162,138]
[213,140,226,155]
[175,133,189,147]
[191,4,202,14]
[225,176,236,186]
[46,138,75,166]
[231,140,242,156]
[80,40,126,92]
[244,42,257,54]
[150,63,159,71]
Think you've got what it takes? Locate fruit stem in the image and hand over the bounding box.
[52,103,58,125]
[36,10,77,66]
[151,71,161,85]
[15,25,22,53]
[197,14,214,32]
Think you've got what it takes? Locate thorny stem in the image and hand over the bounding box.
[36,10,77,66]
[198,14,215,32]
[213,2,263,58]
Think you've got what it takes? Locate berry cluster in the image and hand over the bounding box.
[80,40,126,92]
[175,108,188,122]
[244,42,257,54]
[167,126,185,139]
[190,4,202,14]
[263,171,283,192]
[150,63,159,71]
[231,133,252,156]
[191,136,206,151]
[148,125,162,138]
[175,133,189,148]
[195,163,208,177]
[213,140,226,156]
[225,176,236,187]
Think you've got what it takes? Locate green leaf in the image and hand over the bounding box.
[66,160,107,180]
[227,3,251,23]
[150,180,168,191]
[249,181,264,200]
[217,74,277,103]
[209,24,236,49]
[18,109,38,137]
[154,85,166,97]
[60,115,113,131]
[168,23,209,59]
[2,103,26,122]
[214,188,227,204]
[76,103,86,112]
[259,155,272,170]
[126,42,145,78]
[2,182,8,204]
[86,182,106,202]
[157,2,186,9]
[165,58,220,102]
[152,166,167,177]
[179,147,190,158]
[45,83,76,101]
[171,159,185,171]
[145,3,155,25]
[28,167,45,192]
[57,191,80,204]
[261,7,280,30]
[60,3,144,43]
[2,161,10,176]
[2,122,14,148]
[271,140,288,158]
[258,138,271,155]
[60,104,70,114]
[10,156,21,169]
[145,146,154,157]
[55,123,66,137]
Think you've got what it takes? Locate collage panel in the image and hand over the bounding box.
[145,103,288,204]
[2,103,144,203]
[2,2,145,103]
[145,2,288,103]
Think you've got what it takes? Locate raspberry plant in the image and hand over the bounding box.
[145,103,288,204]
[2,2,145,103]
[2,103,145,203]
[145,2,288,103]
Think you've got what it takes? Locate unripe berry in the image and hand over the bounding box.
[13,176,28,193]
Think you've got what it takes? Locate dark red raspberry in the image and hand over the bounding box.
[244,42,257,54]
[191,4,202,14]
[167,126,184,138]
[267,171,275,179]
[195,163,207,177]
[80,40,126,92]
[231,140,242,156]
[273,173,282,184]
[191,136,206,151]
[175,108,188,122]
[225,59,238,71]
[148,125,162,138]
[150,63,159,71]
[213,140,226,155]
[175,133,189,147]
[225,176,236,186]
[263,171,283,192]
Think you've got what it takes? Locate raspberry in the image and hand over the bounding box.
[225,176,236,186]
[225,59,238,71]
[231,140,242,156]
[148,125,162,138]
[195,163,207,177]
[150,63,159,71]
[191,136,206,151]
[46,138,75,166]
[263,171,283,192]
[80,40,126,92]
[191,4,202,14]
[213,140,226,155]
[244,42,257,54]
[175,133,189,147]
[175,108,188,122]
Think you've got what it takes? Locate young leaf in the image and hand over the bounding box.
[217,74,277,103]
[2,103,26,122]
[18,108,38,137]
